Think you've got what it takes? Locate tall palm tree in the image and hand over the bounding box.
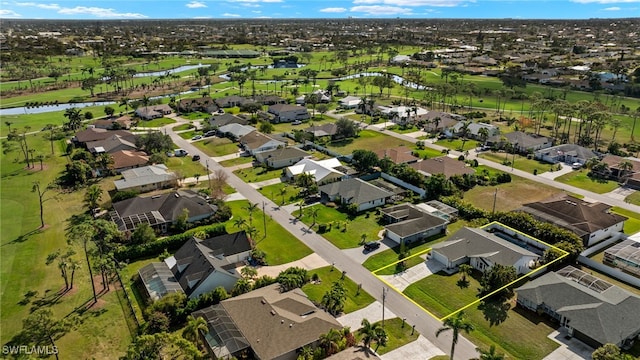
[310,207,320,226]
[233,217,247,231]
[474,344,506,360]
[358,318,382,350]
[182,315,208,350]
[436,311,475,360]
[459,121,471,151]
[459,264,473,282]
[243,202,259,226]
[83,185,103,213]
[319,328,342,356]
[618,160,634,181]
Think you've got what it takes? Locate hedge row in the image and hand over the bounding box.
[115,224,227,261]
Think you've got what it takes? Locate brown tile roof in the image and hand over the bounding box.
[410,156,475,178]
[110,150,149,170]
[74,128,135,143]
[601,154,640,172]
[374,147,419,164]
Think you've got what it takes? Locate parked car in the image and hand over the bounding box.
[192,135,203,141]
[364,241,380,251]
[192,154,201,161]
[204,130,216,137]
[292,120,302,125]
[174,149,188,157]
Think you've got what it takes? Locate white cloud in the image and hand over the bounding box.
[0,9,21,17]
[320,7,347,12]
[186,1,207,8]
[241,3,261,7]
[235,0,282,2]
[603,6,622,9]
[571,0,639,3]
[222,12,241,17]
[57,6,147,18]
[353,0,464,6]
[350,5,412,15]
[16,2,60,9]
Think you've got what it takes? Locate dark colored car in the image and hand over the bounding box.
[192,154,201,161]
[364,241,380,251]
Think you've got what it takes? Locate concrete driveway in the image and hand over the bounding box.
[378,259,444,292]
[341,237,395,264]
[253,253,329,277]
[543,330,594,360]
[337,301,396,331]
[380,335,446,360]
[537,163,575,180]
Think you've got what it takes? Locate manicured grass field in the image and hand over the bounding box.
[479,151,555,175]
[224,200,311,265]
[218,156,253,167]
[164,156,207,178]
[372,317,420,355]
[412,146,446,159]
[611,206,640,235]
[403,272,559,359]
[624,191,640,206]
[257,182,302,206]
[301,266,375,314]
[294,204,384,249]
[387,124,422,134]
[192,137,239,157]
[233,166,283,183]
[435,138,480,151]
[555,170,620,194]
[463,178,562,212]
[178,130,197,139]
[325,130,415,155]
[134,117,176,128]
[172,123,195,131]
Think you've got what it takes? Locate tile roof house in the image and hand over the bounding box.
[516,266,640,349]
[285,158,345,184]
[267,104,310,123]
[114,164,178,193]
[430,227,539,275]
[319,178,393,212]
[110,189,217,233]
[535,144,599,166]
[254,147,310,169]
[449,121,500,139]
[110,150,149,173]
[487,131,553,152]
[599,154,640,182]
[135,104,173,120]
[423,111,465,132]
[218,124,256,141]
[209,113,249,128]
[239,131,286,155]
[375,147,419,164]
[138,231,252,301]
[92,115,132,130]
[192,283,342,360]
[215,95,247,108]
[338,96,363,109]
[73,128,136,146]
[519,194,626,247]
[304,123,339,139]
[410,156,475,179]
[178,96,218,114]
[86,134,138,154]
[380,203,449,245]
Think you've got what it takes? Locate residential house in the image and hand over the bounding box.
[410,156,475,179]
[110,189,217,233]
[599,155,640,185]
[178,96,218,114]
[135,104,173,120]
[535,144,599,165]
[192,284,342,360]
[516,266,640,349]
[339,96,363,109]
[304,123,339,140]
[110,150,149,173]
[92,115,132,130]
[449,121,500,139]
[296,90,331,104]
[604,239,640,277]
[375,147,419,165]
[138,231,252,301]
[423,111,464,132]
[254,147,310,169]
[209,113,249,128]
[519,194,626,247]
[239,131,286,155]
[73,128,136,148]
[380,203,449,245]
[114,164,178,193]
[319,178,393,212]
[215,95,247,108]
[378,105,429,125]
[285,158,345,184]
[487,131,553,152]
[429,226,539,275]
[267,104,310,123]
[86,134,138,154]
[255,95,287,105]
[218,124,256,141]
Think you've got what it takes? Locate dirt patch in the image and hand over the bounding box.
[26,164,49,172]
[463,180,561,212]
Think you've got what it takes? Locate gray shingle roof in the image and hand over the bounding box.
[319,178,393,206]
[114,164,176,191]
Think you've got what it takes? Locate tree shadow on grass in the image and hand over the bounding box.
[477,298,511,327]
[3,227,44,246]
[456,278,470,289]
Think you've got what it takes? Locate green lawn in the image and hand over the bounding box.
[224,200,312,265]
[172,123,195,131]
[625,191,640,206]
[463,177,562,212]
[479,152,556,175]
[178,130,197,139]
[387,124,421,134]
[412,147,446,159]
[192,137,240,157]
[164,156,207,178]
[134,117,176,128]
[372,317,420,355]
[218,156,253,167]
[611,206,640,235]
[403,272,559,359]
[233,166,283,183]
[301,266,375,314]
[180,111,210,120]
[257,182,303,206]
[325,130,415,155]
[294,205,384,249]
[555,170,620,194]
[435,138,480,152]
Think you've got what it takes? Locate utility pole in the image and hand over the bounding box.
[262,201,267,238]
[492,188,498,213]
[382,287,388,328]
[206,159,212,190]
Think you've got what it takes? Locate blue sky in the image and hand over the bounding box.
[1,0,638,19]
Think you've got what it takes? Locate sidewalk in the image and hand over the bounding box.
[249,177,282,189]
[212,152,243,162]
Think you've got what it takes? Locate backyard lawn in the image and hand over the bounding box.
[134,117,176,128]
[294,204,384,249]
[164,156,207,178]
[403,272,559,359]
[192,137,240,157]
[257,182,303,206]
[301,266,375,314]
[611,206,640,235]
[233,166,283,183]
[224,200,312,265]
[325,130,415,155]
[463,177,562,212]
[555,170,620,194]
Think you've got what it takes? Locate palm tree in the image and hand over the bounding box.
[358,318,382,350]
[474,344,506,360]
[319,328,342,356]
[618,160,634,182]
[119,97,130,112]
[477,127,489,146]
[459,264,473,282]
[5,121,13,133]
[279,186,288,206]
[84,185,103,213]
[459,121,471,151]
[435,311,475,360]
[310,206,320,226]
[63,107,82,131]
[244,202,259,226]
[233,217,247,230]
[182,315,208,350]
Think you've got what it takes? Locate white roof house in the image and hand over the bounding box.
[114,164,177,192]
[284,158,344,184]
[339,96,363,109]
